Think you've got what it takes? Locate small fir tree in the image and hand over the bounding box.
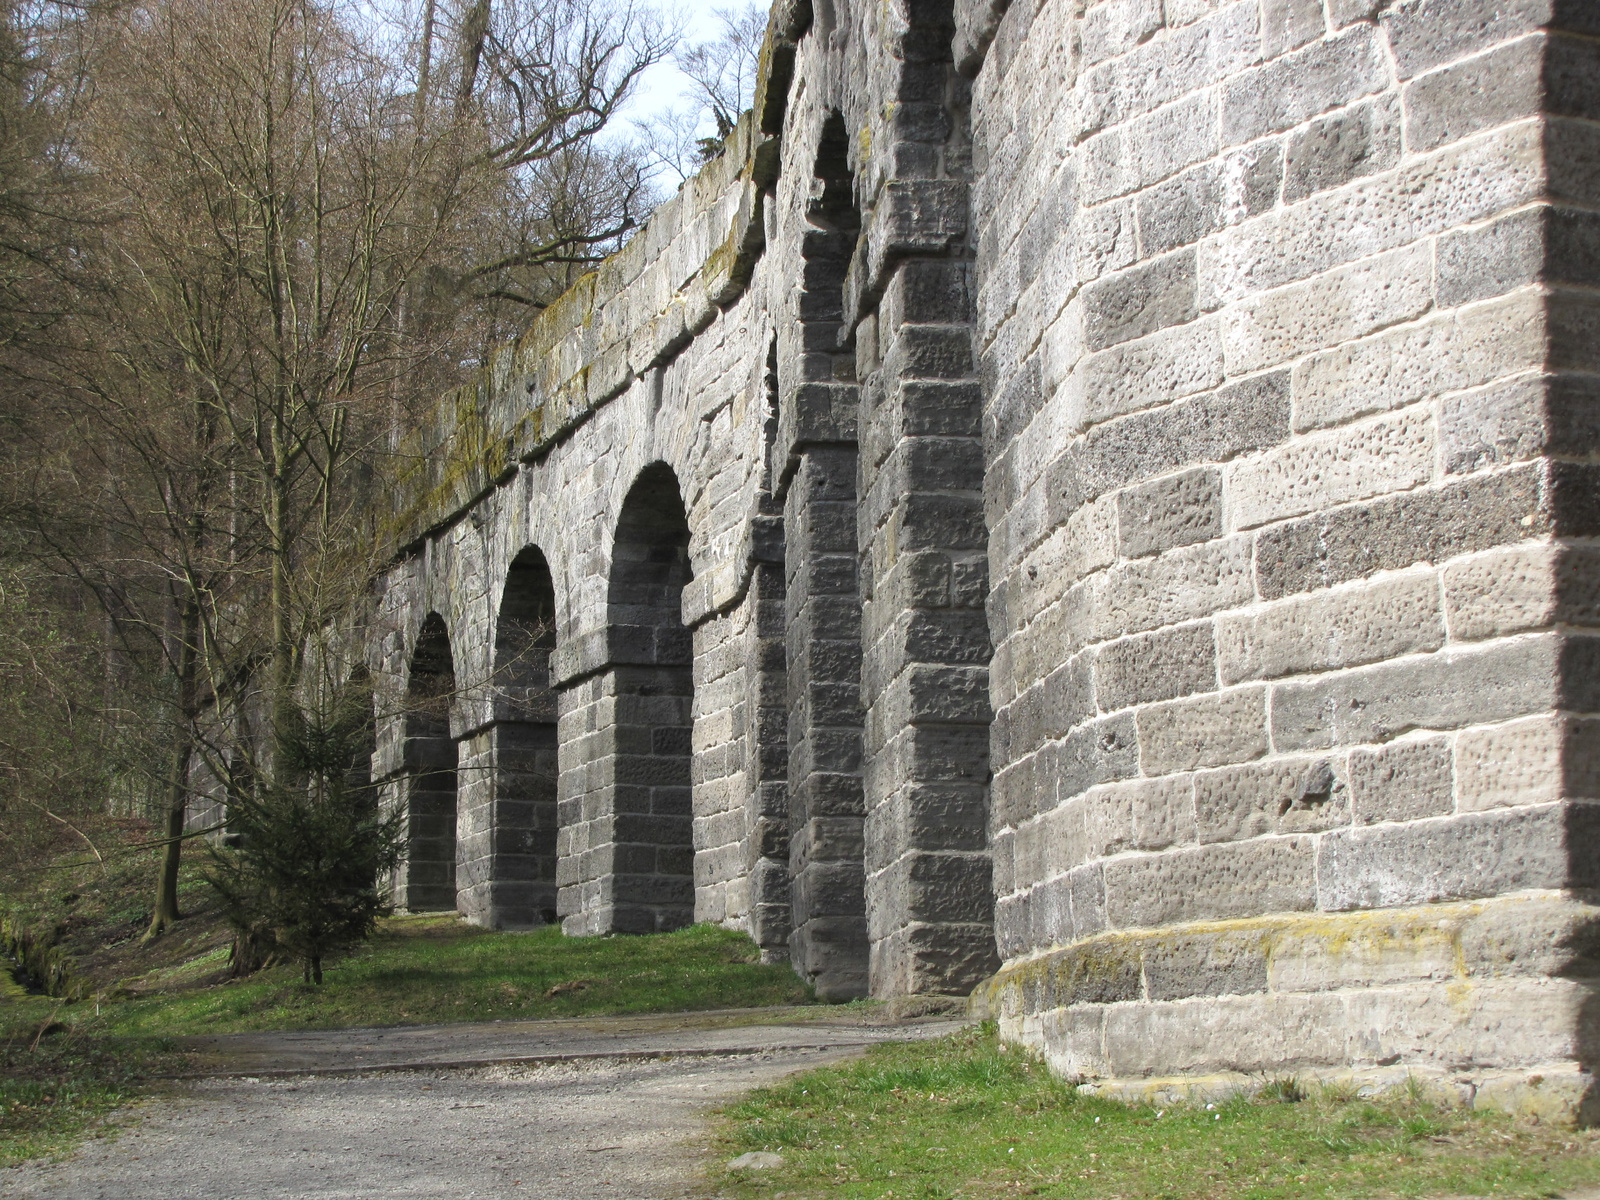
[207,688,402,984]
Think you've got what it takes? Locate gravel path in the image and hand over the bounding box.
[3,1011,962,1200]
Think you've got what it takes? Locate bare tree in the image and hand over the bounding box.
[635,4,765,185]
[26,0,480,938]
[387,0,676,392]
[0,0,92,361]
[0,1,131,870]
[0,0,685,942]
[676,4,764,141]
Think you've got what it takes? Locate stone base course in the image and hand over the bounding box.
[1077,1063,1598,1127]
[972,895,1600,1111]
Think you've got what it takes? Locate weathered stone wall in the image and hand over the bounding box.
[352,0,1600,1116]
[966,0,1600,1114]
[367,0,997,1002]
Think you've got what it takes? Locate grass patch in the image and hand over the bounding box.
[715,1025,1600,1200]
[0,995,182,1168]
[95,915,812,1036]
[3,821,815,1040]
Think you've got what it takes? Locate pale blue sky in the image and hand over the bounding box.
[625,2,728,128]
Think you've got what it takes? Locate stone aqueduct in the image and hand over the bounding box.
[357,0,1600,1113]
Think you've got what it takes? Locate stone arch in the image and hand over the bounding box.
[397,612,459,912]
[781,109,872,1000]
[458,546,561,928]
[558,462,696,936]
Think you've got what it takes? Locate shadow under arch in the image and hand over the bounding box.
[344,661,379,820]
[558,461,697,936]
[397,612,459,912]
[779,108,871,1000]
[457,545,561,928]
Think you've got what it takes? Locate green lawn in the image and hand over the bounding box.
[95,915,814,1036]
[715,1025,1600,1200]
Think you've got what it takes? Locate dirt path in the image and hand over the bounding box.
[171,1005,964,1076]
[3,1010,962,1200]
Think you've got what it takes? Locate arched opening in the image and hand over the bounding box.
[561,462,696,935]
[459,547,560,928]
[399,613,458,911]
[783,110,871,999]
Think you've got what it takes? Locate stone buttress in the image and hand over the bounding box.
[966,0,1600,1120]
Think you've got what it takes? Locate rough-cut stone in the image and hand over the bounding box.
[1094,622,1217,711]
[1291,290,1543,434]
[1194,755,1351,843]
[1283,94,1402,204]
[1216,572,1445,685]
[1221,25,1390,146]
[1317,804,1600,910]
[1142,927,1272,1000]
[1105,837,1317,928]
[1067,318,1225,430]
[1347,737,1454,825]
[1438,375,1548,475]
[1116,468,1222,559]
[1270,636,1563,751]
[1254,464,1545,601]
[1082,250,1198,351]
[1052,374,1290,511]
[1221,243,1435,375]
[1136,688,1269,776]
[1226,408,1436,532]
[1403,35,1543,155]
[1456,715,1600,812]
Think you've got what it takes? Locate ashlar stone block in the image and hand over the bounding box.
[1216,571,1445,685]
[1347,736,1455,825]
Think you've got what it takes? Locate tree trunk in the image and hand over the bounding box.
[144,776,186,939]
[144,591,200,943]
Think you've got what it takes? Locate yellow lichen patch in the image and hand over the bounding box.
[973,896,1577,1022]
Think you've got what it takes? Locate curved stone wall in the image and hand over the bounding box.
[967,0,1600,1116]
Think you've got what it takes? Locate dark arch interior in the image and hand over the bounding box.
[497,548,559,674]
[603,462,696,932]
[403,613,458,912]
[803,112,862,343]
[488,546,560,927]
[609,463,695,661]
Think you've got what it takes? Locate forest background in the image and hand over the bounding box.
[0,0,763,963]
